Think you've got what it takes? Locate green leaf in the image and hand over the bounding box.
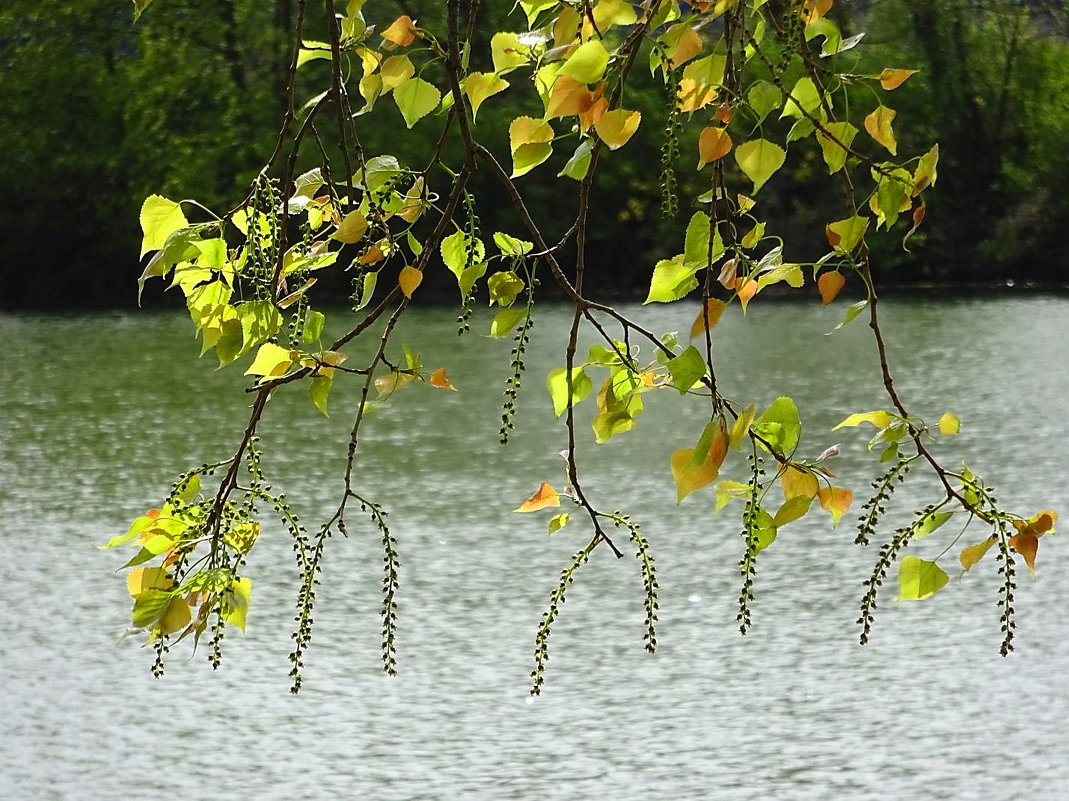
[644,259,698,304]
[303,310,326,343]
[753,396,801,456]
[747,81,781,123]
[558,39,610,84]
[352,271,378,311]
[816,122,857,174]
[244,343,295,379]
[898,556,948,601]
[492,232,533,256]
[827,299,868,334]
[487,271,525,307]
[548,513,571,534]
[490,308,527,337]
[780,77,822,120]
[666,346,706,394]
[441,230,485,280]
[140,195,189,257]
[914,511,953,540]
[131,588,172,629]
[826,216,869,253]
[773,495,813,527]
[309,374,333,416]
[735,139,786,193]
[394,77,441,128]
[558,140,594,181]
[238,301,283,356]
[683,212,725,268]
[509,116,554,177]
[547,367,593,417]
[132,0,155,21]
[221,576,252,632]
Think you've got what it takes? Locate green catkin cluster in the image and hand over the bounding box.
[357,496,400,676]
[456,191,481,336]
[499,269,535,444]
[972,484,1018,656]
[248,174,281,297]
[530,540,596,696]
[737,448,766,635]
[856,456,914,545]
[289,520,331,694]
[613,513,659,653]
[659,62,683,219]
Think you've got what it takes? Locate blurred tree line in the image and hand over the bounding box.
[1,0,1066,309]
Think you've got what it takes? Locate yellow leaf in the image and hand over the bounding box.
[959,537,996,571]
[399,265,423,298]
[399,177,425,223]
[878,68,917,91]
[799,0,832,23]
[381,15,419,47]
[157,596,192,636]
[864,105,897,155]
[666,24,702,68]
[548,512,570,534]
[938,411,960,436]
[833,410,892,430]
[781,466,819,500]
[736,277,758,310]
[729,403,755,450]
[127,567,173,597]
[462,72,509,120]
[773,495,813,527]
[547,75,588,118]
[428,367,456,390]
[697,126,733,169]
[379,55,414,92]
[817,486,853,527]
[333,210,369,244]
[374,370,416,396]
[678,78,718,112]
[516,481,561,512]
[817,271,846,305]
[594,108,641,150]
[244,343,296,379]
[689,298,727,339]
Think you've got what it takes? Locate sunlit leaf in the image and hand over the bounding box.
[221,576,252,632]
[516,482,561,512]
[715,480,750,511]
[818,271,846,305]
[490,32,531,73]
[825,216,869,253]
[398,265,423,298]
[139,195,188,257]
[667,346,707,394]
[595,109,641,150]
[244,343,296,379]
[558,140,594,180]
[428,367,456,390]
[938,411,960,436]
[394,77,440,128]
[735,139,786,193]
[690,299,727,339]
[488,271,525,307]
[834,410,893,430]
[878,68,917,91]
[753,396,801,456]
[127,567,174,596]
[558,39,610,84]
[913,145,940,195]
[898,556,948,601]
[697,127,733,168]
[547,367,593,417]
[773,495,813,527]
[780,76,822,120]
[671,446,724,503]
[864,105,898,155]
[729,403,756,450]
[661,22,702,68]
[379,55,414,91]
[747,81,781,123]
[309,374,333,416]
[781,466,819,500]
[817,486,853,527]
[381,15,419,46]
[959,537,996,571]
[644,258,698,303]
[490,308,527,337]
[509,116,554,177]
[548,513,571,534]
[462,72,509,121]
[815,121,857,174]
[914,510,953,539]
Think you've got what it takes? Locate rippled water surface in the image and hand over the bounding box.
[1,297,1067,800]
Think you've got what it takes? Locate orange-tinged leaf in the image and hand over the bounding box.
[714,103,732,123]
[360,241,387,265]
[381,15,419,47]
[1009,530,1039,577]
[594,108,641,150]
[818,271,846,305]
[578,94,608,132]
[668,24,702,68]
[959,537,996,571]
[678,78,718,113]
[717,258,738,289]
[878,68,918,91]
[671,447,722,503]
[515,482,561,512]
[781,466,819,500]
[697,126,733,169]
[547,75,588,118]
[689,298,727,339]
[864,105,898,155]
[736,277,758,310]
[398,265,423,298]
[428,367,456,390]
[1030,509,1058,534]
[817,486,853,527]
[800,0,832,23]
[333,210,369,244]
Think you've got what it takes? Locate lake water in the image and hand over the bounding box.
[1,296,1067,800]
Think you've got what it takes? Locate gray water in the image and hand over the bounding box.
[1,296,1067,800]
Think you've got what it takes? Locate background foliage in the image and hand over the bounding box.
[1,0,1067,309]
